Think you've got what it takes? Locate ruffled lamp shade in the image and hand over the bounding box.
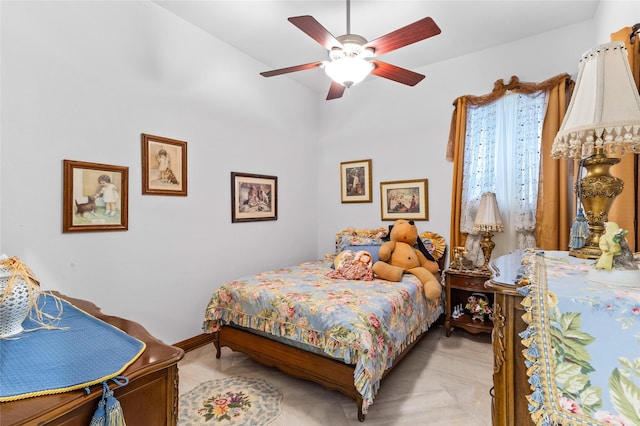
[473,192,503,269]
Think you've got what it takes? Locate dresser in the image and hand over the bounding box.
[1,292,185,425]
[485,251,533,426]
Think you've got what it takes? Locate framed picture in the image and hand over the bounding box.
[231,172,278,223]
[340,159,372,203]
[380,179,429,221]
[63,160,129,233]
[141,133,187,196]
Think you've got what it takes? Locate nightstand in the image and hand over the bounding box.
[444,268,493,336]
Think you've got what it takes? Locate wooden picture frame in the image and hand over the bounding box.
[141,133,187,196]
[231,172,278,223]
[63,160,128,233]
[380,179,429,221]
[340,159,372,203]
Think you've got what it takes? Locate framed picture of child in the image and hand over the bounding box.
[340,159,372,203]
[63,160,129,233]
[380,179,429,221]
[231,172,278,223]
[141,133,187,196]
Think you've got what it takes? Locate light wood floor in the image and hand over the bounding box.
[178,325,494,425]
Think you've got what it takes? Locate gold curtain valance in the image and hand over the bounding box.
[446,73,573,161]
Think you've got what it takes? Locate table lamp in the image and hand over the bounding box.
[552,41,640,259]
[473,192,504,270]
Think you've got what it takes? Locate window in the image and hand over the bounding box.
[460,91,548,265]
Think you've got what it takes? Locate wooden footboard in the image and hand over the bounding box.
[213,324,430,422]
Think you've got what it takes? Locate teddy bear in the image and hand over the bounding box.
[372,219,442,301]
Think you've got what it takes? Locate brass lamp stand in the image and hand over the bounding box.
[473,192,503,270]
[479,230,497,270]
[571,149,624,259]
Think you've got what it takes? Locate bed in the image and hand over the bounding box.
[202,227,447,421]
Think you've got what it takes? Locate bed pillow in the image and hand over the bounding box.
[330,228,446,269]
[420,231,446,261]
[334,227,388,255]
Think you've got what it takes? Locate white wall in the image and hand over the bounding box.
[1,1,636,344]
[594,1,640,43]
[0,1,319,344]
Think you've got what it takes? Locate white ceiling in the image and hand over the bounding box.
[154,0,599,95]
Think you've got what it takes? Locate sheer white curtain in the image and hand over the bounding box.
[460,91,548,265]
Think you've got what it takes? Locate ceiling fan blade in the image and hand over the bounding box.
[363,17,441,56]
[326,81,346,100]
[260,61,324,77]
[370,60,425,86]
[288,15,342,50]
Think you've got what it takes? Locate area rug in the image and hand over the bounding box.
[178,376,282,425]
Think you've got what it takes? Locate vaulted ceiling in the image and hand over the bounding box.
[154,1,599,94]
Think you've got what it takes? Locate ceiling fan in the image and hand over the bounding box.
[260,0,441,100]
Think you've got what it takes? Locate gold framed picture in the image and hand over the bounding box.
[231,172,278,223]
[340,159,372,203]
[63,160,128,233]
[380,179,428,221]
[141,133,187,196]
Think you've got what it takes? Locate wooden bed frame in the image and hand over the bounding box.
[213,323,435,422]
[211,235,447,422]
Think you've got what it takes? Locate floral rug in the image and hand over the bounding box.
[178,376,282,425]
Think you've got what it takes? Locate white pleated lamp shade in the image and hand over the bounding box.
[473,192,504,233]
[552,41,640,159]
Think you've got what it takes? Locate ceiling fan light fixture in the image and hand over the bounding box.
[323,57,373,88]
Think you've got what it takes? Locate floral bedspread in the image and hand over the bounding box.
[519,250,640,426]
[203,259,443,413]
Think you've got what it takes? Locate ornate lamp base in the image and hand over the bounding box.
[569,245,605,259]
[480,231,495,270]
[571,150,623,259]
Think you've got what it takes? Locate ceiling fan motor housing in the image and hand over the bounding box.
[329,34,374,60]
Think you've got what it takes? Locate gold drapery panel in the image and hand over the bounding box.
[448,96,468,252]
[610,26,639,251]
[447,74,574,257]
[535,78,575,250]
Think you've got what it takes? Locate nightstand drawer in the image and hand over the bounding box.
[448,274,487,289]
